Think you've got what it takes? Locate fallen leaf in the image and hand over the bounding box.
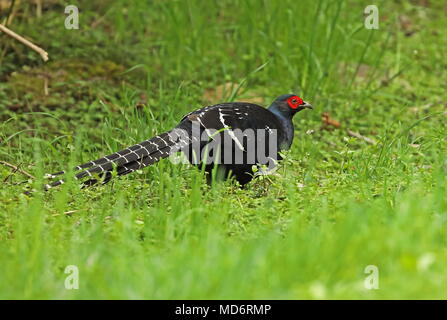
[321,112,341,128]
[203,82,238,102]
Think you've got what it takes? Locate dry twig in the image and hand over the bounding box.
[347,130,376,145]
[0,160,35,180]
[0,23,49,61]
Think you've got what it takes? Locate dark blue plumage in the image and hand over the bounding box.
[45,94,312,189]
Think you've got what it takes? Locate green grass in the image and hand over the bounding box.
[0,0,446,299]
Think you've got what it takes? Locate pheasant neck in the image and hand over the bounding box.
[268,106,295,149]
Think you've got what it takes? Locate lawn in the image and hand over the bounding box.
[0,0,446,299]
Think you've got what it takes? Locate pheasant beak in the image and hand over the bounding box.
[301,101,313,110]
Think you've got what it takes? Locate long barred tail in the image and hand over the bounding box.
[44,129,190,190]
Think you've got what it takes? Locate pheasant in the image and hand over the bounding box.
[45,94,312,189]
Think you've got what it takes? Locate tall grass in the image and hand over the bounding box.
[0,0,446,299]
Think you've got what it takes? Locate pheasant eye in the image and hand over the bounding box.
[287,96,303,109]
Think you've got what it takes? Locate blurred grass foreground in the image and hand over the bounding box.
[0,0,446,299]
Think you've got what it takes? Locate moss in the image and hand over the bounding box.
[3,59,127,112]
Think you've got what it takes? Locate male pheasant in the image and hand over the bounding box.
[45,94,312,189]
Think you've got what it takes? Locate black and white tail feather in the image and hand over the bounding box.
[42,95,311,191]
[44,129,190,190]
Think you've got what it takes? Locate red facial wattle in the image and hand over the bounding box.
[287,96,304,109]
